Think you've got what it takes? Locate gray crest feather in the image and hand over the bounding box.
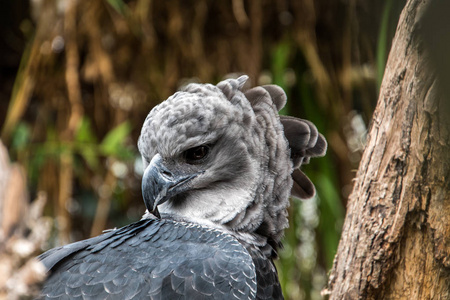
[279,116,327,200]
[243,85,286,112]
[291,169,315,199]
[261,85,287,111]
[244,87,272,108]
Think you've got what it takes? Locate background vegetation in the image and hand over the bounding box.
[0,0,406,299]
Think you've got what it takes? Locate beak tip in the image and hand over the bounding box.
[150,207,161,219]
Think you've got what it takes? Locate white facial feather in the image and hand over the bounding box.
[159,186,255,225]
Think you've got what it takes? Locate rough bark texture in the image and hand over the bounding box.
[327,0,450,299]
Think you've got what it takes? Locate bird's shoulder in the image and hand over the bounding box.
[235,236,284,300]
[38,218,257,300]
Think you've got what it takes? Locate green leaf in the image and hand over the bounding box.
[75,117,97,143]
[376,0,394,88]
[271,39,293,116]
[316,173,343,268]
[29,145,48,184]
[271,39,291,90]
[74,117,100,169]
[78,146,99,170]
[115,146,135,161]
[11,122,31,151]
[99,121,132,157]
[106,0,128,16]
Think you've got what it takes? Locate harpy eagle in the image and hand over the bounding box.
[37,76,327,299]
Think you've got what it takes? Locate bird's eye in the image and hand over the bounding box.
[185,145,209,162]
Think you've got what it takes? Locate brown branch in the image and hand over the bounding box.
[232,0,249,28]
[90,168,117,237]
[54,0,85,245]
[56,153,73,245]
[85,0,116,85]
[64,0,84,134]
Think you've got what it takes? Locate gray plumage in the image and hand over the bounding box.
[37,75,326,300]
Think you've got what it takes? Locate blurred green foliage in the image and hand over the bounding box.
[99,121,133,159]
[377,0,408,88]
[107,0,128,16]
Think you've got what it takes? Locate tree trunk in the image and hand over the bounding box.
[326,0,450,299]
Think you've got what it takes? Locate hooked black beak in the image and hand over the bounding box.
[142,154,198,218]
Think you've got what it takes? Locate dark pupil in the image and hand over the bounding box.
[186,146,208,160]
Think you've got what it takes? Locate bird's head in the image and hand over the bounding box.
[138,76,326,245]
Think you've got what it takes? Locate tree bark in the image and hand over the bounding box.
[326,0,450,299]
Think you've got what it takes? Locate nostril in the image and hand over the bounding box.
[160,169,172,179]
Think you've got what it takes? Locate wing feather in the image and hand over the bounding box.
[37,219,257,300]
